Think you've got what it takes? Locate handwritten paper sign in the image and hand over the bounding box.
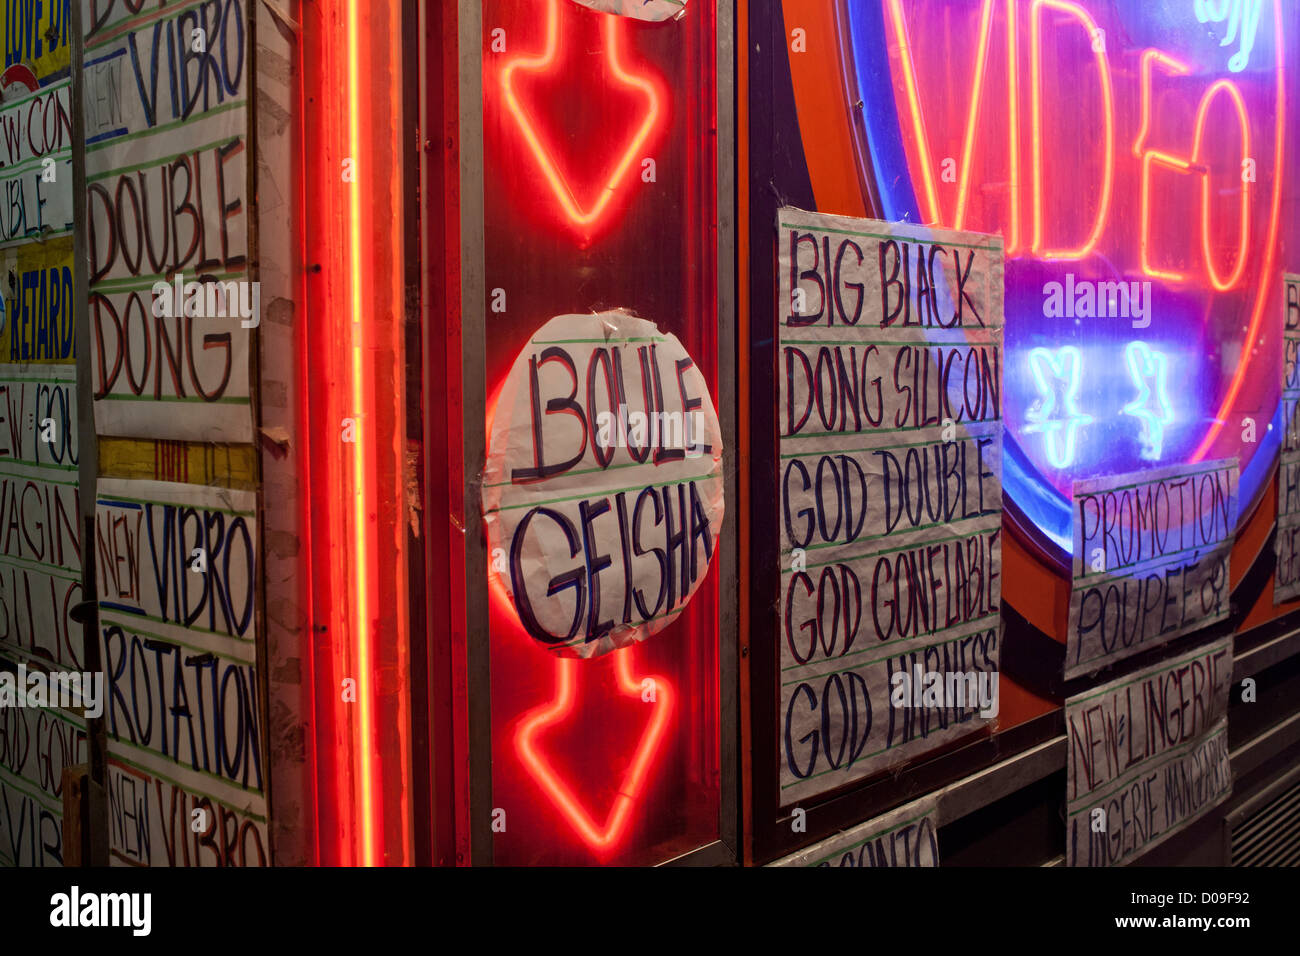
[1067,460,1237,679]
[569,0,688,21]
[0,693,87,867]
[0,20,79,868]
[2,238,77,363]
[83,0,253,442]
[106,755,268,867]
[482,310,724,659]
[0,364,82,672]
[776,208,1004,805]
[0,81,73,248]
[95,478,257,644]
[0,0,72,80]
[770,793,939,867]
[1276,274,1300,602]
[1065,636,1232,866]
[94,477,265,865]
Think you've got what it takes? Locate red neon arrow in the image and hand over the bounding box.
[499,0,663,237]
[515,648,673,856]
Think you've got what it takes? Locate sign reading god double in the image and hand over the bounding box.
[483,311,724,659]
[776,208,1005,804]
[1067,460,1237,679]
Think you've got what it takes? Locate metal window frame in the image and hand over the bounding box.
[445,0,739,867]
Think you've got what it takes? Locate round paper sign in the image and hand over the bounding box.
[567,0,687,22]
[483,310,724,660]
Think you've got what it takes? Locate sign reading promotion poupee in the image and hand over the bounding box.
[1066,460,1237,679]
[776,208,1004,805]
[482,311,724,659]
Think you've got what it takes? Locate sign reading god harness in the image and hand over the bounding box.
[483,311,724,660]
[776,208,1005,805]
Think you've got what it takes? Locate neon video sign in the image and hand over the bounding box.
[847,0,1296,551]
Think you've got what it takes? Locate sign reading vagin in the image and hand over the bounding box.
[482,311,724,660]
[1066,637,1232,867]
[776,208,1004,805]
[770,793,939,867]
[1276,273,1300,603]
[1067,460,1237,679]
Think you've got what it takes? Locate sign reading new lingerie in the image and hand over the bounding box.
[777,208,1004,804]
[483,311,724,660]
[1067,460,1237,679]
[1065,637,1232,867]
[1276,273,1300,603]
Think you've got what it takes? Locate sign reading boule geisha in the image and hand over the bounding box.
[483,310,724,659]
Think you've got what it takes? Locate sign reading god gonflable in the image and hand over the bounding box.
[483,311,724,660]
[1275,273,1300,603]
[776,208,1004,805]
[1067,460,1237,679]
[1066,637,1232,867]
[770,793,939,867]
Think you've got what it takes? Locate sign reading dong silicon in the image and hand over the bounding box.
[483,311,724,659]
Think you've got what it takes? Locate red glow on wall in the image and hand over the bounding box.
[482,0,720,866]
[302,0,412,866]
[497,0,666,241]
[514,651,674,855]
[483,377,677,858]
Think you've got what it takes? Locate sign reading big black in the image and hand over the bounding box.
[776,208,1004,805]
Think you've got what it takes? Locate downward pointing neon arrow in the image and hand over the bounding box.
[499,0,663,238]
[515,648,674,856]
